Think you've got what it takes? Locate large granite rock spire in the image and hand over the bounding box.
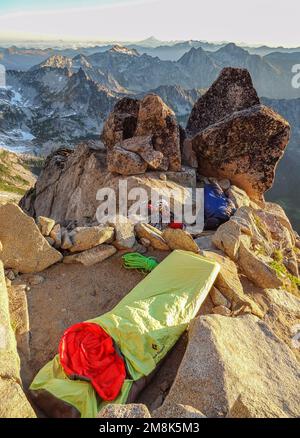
[102,94,182,173]
[186,68,290,201]
[135,94,181,171]
[186,67,260,136]
[193,105,290,200]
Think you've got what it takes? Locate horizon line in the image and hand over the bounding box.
[0,36,299,50]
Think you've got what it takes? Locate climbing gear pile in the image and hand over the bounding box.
[122,253,159,273]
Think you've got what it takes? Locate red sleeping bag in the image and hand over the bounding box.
[168,222,184,229]
[59,322,126,401]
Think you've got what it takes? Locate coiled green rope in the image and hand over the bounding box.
[122,253,159,273]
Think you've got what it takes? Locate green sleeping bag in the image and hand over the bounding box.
[30,250,220,417]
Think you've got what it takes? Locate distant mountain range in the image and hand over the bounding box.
[3,43,299,99]
[1,42,299,153]
[1,36,300,60]
[4,69,203,153]
[1,39,300,73]
[129,40,300,60]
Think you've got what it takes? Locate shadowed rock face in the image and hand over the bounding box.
[186,67,260,136]
[192,105,290,201]
[186,68,290,201]
[101,97,141,149]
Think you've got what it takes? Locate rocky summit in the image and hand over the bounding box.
[102,94,182,172]
[186,68,291,201]
[186,67,260,135]
[0,67,299,419]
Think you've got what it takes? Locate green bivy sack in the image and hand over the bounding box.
[30,250,220,418]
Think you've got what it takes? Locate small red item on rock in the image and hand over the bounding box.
[168,222,184,230]
[59,322,126,401]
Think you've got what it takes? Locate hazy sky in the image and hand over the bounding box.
[0,0,299,46]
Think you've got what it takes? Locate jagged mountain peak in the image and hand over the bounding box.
[137,36,162,47]
[71,67,90,81]
[72,53,89,62]
[36,55,73,70]
[108,45,139,56]
[72,54,93,69]
[178,46,209,63]
[215,42,249,57]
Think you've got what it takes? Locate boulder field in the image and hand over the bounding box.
[0,67,299,418]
